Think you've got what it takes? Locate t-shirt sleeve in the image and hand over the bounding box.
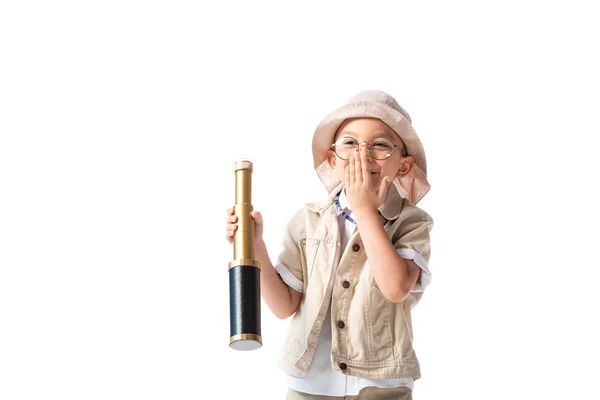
[393,206,434,292]
[273,209,305,293]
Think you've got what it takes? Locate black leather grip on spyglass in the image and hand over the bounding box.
[229,265,261,338]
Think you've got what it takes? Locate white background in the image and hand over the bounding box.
[1,1,599,399]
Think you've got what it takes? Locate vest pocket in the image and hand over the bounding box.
[363,267,393,361]
[301,237,321,278]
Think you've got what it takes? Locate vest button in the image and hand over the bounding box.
[339,362,347,370]
[352,244,360,252]
[337,320,345,329]
[342,280,350,288]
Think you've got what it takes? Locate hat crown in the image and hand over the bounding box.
[346,90,412,124]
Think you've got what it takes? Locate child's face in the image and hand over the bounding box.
[326,118,414,190]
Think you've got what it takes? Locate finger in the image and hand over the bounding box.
[348,156,355,185]
[226,215,238,223]
[226,226,237,241]
[353,155,360,185]
[362,147,371,182]
[227,208,234,215]
[354,152,363,185]
[356,149,365,184]
[360,146,369,184]
[345,165,351,189]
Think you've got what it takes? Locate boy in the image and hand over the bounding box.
[225,90,433,399]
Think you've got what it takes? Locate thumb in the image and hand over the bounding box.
[250,211,263,225]
[378,177,390,200]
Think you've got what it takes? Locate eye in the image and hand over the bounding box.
[372,141,393,149]
[341,138,358,146]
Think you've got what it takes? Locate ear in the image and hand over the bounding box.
[326,148,337,170]
[396,155,415,177]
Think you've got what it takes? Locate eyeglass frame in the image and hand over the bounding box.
[330,136,407,161]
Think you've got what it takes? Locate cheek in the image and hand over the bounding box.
[382,165,400,178]
[335,161,348,178]
[388,159,403,172]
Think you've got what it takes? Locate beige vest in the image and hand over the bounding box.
[276,186,433,379]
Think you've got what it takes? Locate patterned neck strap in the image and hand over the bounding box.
[334,195,356,225]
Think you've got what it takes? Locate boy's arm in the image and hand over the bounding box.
[345,147,426,303]
[255,239,302,319]
[354,209,421,303]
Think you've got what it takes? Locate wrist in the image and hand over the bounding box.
[353,206,379,219]
[255,238,266,251]
[353,208,380,227]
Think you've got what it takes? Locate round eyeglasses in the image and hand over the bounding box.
[331,136,405,160]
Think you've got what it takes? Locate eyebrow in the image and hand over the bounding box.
[338,131,397,141]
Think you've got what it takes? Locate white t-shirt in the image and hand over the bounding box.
[282,190,431,396]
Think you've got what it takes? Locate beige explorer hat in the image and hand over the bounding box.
[312,90,430,205]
